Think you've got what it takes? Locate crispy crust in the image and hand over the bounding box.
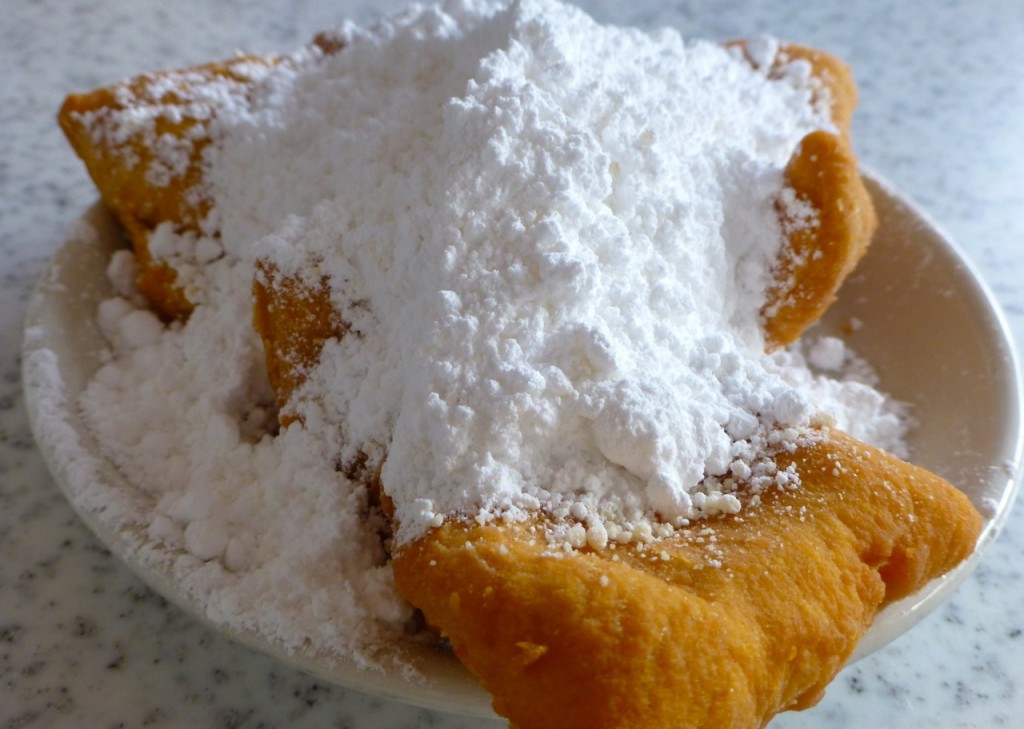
[392,429,981,729]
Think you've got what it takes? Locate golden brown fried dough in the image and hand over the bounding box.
[726,42,877,347]
[58,55,276,318]
[252,261,346,420]
[392,429,982,729]
[764,130,877,348]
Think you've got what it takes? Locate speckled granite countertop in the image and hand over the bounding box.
[3,1,1023,727]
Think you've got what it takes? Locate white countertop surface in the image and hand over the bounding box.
[3,1,1023,727]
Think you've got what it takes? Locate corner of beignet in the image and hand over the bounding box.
[726,40,874,349]
[58,55,276,320]
[763,130,877,348]
[726,40,858,143]
[391,428,981,729]
[252,260,347,421]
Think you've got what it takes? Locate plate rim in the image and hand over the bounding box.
[847,170,1024,657]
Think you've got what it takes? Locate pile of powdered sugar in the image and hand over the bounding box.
[67,0,909,661]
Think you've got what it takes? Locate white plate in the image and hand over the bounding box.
[21,171,1023,717]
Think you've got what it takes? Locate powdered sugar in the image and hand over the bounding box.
[64,0,907,662]
[209,0,843,536]
[775,336,911,456]
[81,254,412,662]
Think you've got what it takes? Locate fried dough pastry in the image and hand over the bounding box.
[726,41,877,348]
[392,429,982,729]
[252,261,346,422]
[59,56,278,319]
[766,128,876,347]
[58,34,351,320]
